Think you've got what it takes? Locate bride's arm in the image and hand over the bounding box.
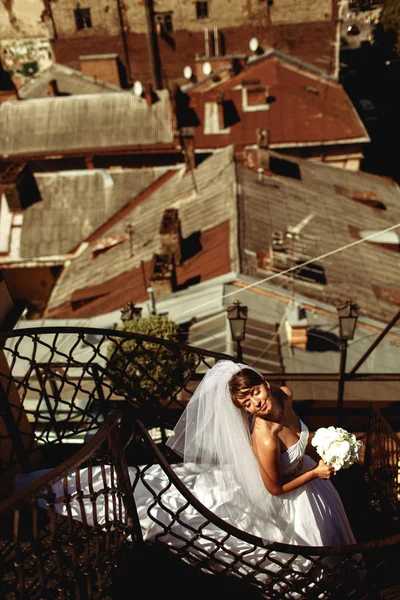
[256,432,335,496]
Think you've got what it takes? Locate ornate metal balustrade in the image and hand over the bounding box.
[0,327,399,599]
[0,411,139,600]
[0,327,227,486]
[366,404,400,517]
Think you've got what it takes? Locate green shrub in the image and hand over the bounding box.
[106,314,197,406]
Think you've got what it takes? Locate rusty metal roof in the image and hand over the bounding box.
[17,63,121,100]
[26,145,400,326]
[186,50,369,150]
[17,168,169,258]
[45,147,236,317]
[238,151,400,324]
[0,89,174,158]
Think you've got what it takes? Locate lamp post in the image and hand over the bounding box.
[336,300,359,427]
[227,300,248,362]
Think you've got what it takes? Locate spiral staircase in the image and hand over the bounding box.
[0,327,399,599]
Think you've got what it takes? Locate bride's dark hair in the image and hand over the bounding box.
[229,368,264,407]
[229,368,286,411]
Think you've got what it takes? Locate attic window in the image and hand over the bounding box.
[335,185,386,210]
[74,7,92,30]
[269,156,301,180]
[259,247,327,286]
[204,102,230,134]
[242,87,269,112]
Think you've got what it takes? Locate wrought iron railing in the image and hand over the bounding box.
[0,327,229,484]
[366,404,400,516]
[0,327,399,599]
[0,411,138,600]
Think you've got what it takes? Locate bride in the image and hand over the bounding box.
[164,359,357,547]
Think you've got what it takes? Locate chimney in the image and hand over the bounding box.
[47,79,60,96]
[149,253,177,298]
[159,208,182,264]
[284,303,308,349]
[256,127,270,149]
[79,54,122,87]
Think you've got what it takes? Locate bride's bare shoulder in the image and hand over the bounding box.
[280,386,293,401]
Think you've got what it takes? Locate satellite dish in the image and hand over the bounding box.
[202,61,212,76]
[183,65,193,80]
[133,80,143,96]
[249,37,259,52]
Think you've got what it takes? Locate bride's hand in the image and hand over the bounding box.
[313,459,336,479]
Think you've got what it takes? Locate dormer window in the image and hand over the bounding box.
[242,86,270,112]
[204,102,230,135]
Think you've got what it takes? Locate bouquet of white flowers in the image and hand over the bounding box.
[311,426,363,471]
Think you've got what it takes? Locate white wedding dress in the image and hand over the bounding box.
[14,419,362,598]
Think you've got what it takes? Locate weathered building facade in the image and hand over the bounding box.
[0,0,340,89]
[0,0,335,39]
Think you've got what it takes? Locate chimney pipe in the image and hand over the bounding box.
[204,28,209,57]
[144,0,163,89]
[116,0,133,86]
[214,26,219,56]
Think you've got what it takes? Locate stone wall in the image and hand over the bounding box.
[16,0,336,39]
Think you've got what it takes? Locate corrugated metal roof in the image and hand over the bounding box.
[238,151,400,324]
[18,168,169,258]
[17,63,121,100]
[45,147,237,316]
[0,89,174,157]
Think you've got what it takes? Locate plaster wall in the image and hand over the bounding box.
[0,0,48,38]
[48,0,334,37]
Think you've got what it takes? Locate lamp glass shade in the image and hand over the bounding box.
[337,301,359,341]
[339,316,358,341]
[227,301,248,342]
[229,318,246,342]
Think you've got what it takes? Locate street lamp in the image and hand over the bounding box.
[336,300,359,427]
[227,300,248,362]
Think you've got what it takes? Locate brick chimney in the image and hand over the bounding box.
[149,253,177,298]
[79,54,121,87]
[159,208,182,265]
